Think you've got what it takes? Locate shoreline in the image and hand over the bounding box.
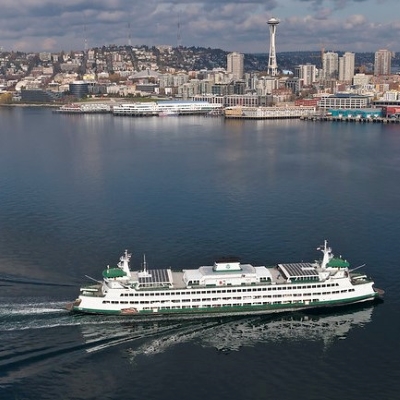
[0,103,60,108]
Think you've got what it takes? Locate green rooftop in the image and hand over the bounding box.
[327,258,350,268]
[102,268,127,279]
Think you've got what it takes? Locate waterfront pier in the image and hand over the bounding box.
[224,106,316,120]
[300,115,400,124]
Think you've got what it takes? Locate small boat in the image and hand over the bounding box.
[68,240,383,318]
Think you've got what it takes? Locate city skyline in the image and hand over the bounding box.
[0,0,399,54]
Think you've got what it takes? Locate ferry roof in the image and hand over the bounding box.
[138,269,171,286]
[327,258,350,268]
[184,263,271,281]
[278,263,319,279]
[103,268,126,279]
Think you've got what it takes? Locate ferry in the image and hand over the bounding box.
[68,241,383,318]
[112,101,223,117]
[54,103,111,114]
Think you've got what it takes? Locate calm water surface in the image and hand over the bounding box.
[0,107,399,399]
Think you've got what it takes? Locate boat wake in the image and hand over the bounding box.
[0,300,379,385]
[0,300,68,316]
[0,274,74,287]
[0,299,73,331]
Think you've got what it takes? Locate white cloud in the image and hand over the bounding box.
[0,0,398,52]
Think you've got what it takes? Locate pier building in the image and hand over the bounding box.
[318,94,371,109]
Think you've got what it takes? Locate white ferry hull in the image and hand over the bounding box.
[71,285,380,318]
[72,301,379,319]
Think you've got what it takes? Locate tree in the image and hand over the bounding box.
[0,92,13,104]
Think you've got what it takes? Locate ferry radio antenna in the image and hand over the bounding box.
[267,17,280,76]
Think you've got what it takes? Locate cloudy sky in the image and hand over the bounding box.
[1,0,398,53]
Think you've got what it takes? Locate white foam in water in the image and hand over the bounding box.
[0,300,77,331]
[0,300,68,315]
[0,299,135,332]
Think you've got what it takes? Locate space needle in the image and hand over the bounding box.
[267,17,280,76]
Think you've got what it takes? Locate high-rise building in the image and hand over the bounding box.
[267,17,279,76]
[295,63,316,86]
[339,52,355,83]
[374,49,392,76]
[227,52,244,81]
[322,51,339,80]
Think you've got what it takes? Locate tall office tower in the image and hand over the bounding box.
[267,17,279,76]
[339,52,355,83]
[322,51,339,80]
[296,63,317,86]
[227,52,244,81]
[374,49,392,76]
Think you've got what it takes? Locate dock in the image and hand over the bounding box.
[224,106,316,120]
[300,115,400,124]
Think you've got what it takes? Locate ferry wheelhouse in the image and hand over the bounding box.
[69,241,382,317]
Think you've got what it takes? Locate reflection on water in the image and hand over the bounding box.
[0,296,380,386]
[78,304,376,361]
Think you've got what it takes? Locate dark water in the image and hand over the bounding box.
[0,107,399,400]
